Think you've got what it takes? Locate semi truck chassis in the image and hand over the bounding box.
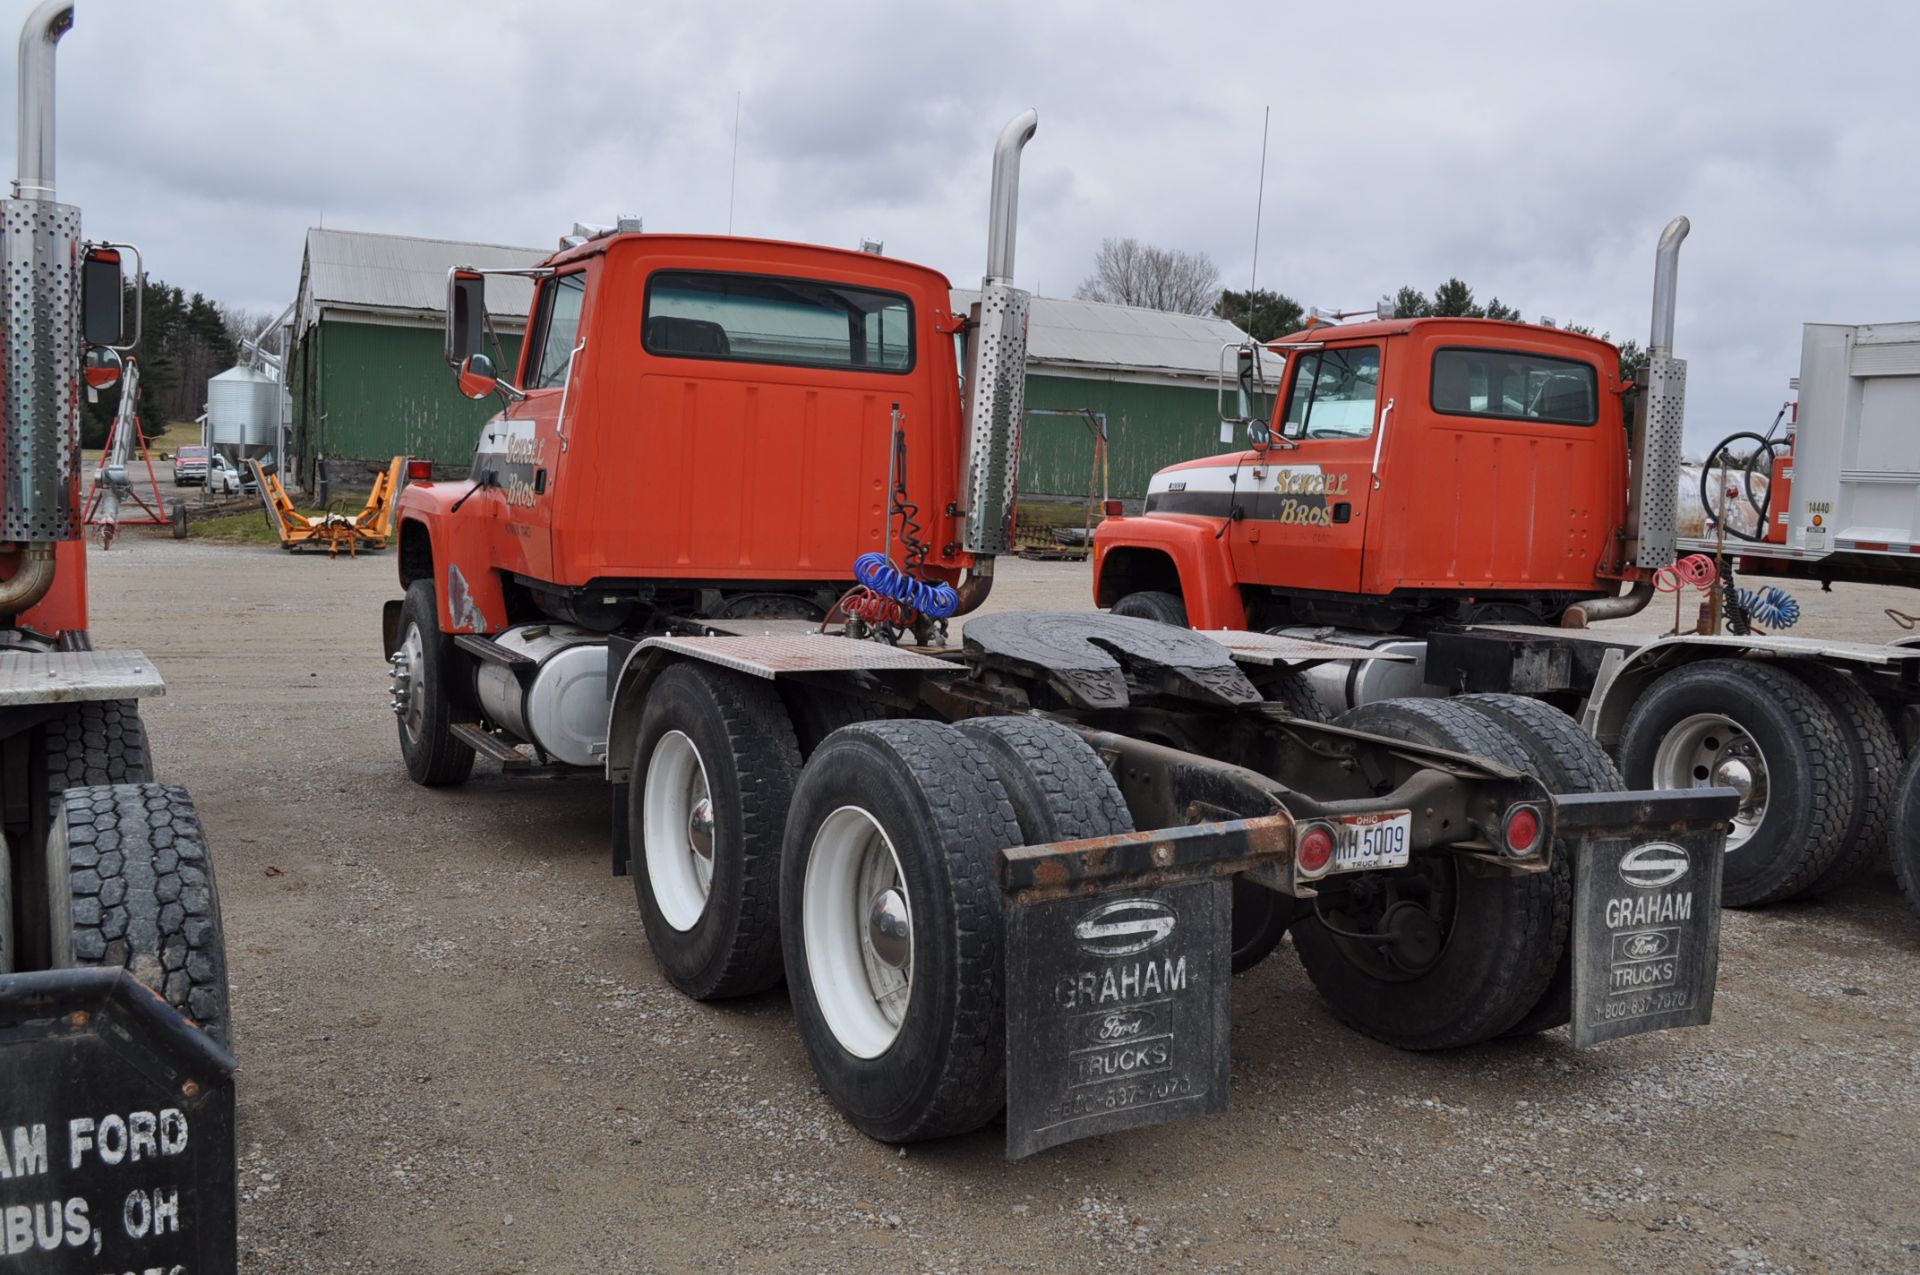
[391,603,1735,1157]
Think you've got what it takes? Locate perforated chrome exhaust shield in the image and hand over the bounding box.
[0,196,80,543]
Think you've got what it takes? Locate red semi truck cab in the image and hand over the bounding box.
[396,233,987,636]
[1094,318,1642,632]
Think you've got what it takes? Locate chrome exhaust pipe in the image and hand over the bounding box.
[14,1,72,201]
[984,108,1037,287]
[0,544,56,616]
[1648,216,1689,358]
[1561,580,1655,628]
[959,109,1038,559]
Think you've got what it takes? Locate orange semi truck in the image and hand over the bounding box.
[1095,222,1920,915]
[385,115,1736,1157]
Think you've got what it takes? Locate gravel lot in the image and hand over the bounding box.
[90,537,1920,1273]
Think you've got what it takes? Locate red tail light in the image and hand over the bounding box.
[1502,804,1544,858]
[1102,499,1125,517]
[406,459,434,483]
[1297,823,1336,876]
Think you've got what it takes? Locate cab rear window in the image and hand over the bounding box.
[1431,347,1598,425]
[643,271,914,373]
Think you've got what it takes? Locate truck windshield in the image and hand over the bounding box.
[1281,345,1380,440]
[1431,347,1597,425]
[644,271,913,373]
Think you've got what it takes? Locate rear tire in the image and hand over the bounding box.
[1111,590,1188,627]
[42,699,152,810]
[1292,699,1563,1049]
[632,662,801,999]
[780,721,1023,1143]
[1618,659,1853,906]
[954,715,1132,845]
[1891,748,1920,924]
[1455,693,1621,1037]
[54,784,231,1049]
[1783,662,1900,896]
[394,579,475,787]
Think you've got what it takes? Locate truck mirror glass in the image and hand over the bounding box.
[458,352,499,400]
[1236,345,1259,403]
[82,246,125,347]
[446,270,486,367]
[1248,418,1271,447]
[83,346,122,391]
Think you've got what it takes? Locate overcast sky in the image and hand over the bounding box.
[19,0,1920,449]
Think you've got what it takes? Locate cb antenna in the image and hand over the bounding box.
[1248,105,1270,295]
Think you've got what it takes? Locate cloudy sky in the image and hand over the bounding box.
[20,0,1919,448]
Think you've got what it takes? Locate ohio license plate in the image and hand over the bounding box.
[1333,811,1412,871]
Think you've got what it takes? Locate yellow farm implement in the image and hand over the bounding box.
[248,456,405,556]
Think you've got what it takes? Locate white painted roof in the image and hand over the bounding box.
[295,228,547,336]
[951,288,1248,380]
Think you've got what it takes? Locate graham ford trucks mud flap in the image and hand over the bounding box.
[995,788,1734,1159]
[0,969,236,1273]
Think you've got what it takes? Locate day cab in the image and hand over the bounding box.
[394,232,979,637]
[1093,318,1637,632]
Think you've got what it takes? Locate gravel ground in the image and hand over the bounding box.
[88,538,1920,1274]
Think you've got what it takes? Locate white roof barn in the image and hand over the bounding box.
[294,228,547,337]
[951,288,1247,385]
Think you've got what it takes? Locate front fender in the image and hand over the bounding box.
[393,483,507,635]
[1093,515,1247,630]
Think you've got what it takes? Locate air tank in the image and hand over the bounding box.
[205,364,278,450]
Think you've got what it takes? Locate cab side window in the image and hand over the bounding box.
[1281,345,1381,440]
[527,273,587,390]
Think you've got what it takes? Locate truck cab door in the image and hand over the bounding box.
[480,271,588,582]
[1229,341,1384,595]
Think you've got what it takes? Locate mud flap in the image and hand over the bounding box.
[1559,791,1731,1049]
[1004,878,1231,1159]
[0,968,236,1274]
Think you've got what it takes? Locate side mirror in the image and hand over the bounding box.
[446,269,486,367]
[1235,346,1259,406]
[83,346,123,391]
[82,246,127,347]
[1248,419,1271,447]
[458,353,499,400]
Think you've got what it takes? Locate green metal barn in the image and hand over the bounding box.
[288,228,544,488]
[287,230,1246,501]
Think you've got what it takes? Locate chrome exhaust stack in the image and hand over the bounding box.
[0,0,78,615]
[957,108,1037,572]
[1622,215,1690,575]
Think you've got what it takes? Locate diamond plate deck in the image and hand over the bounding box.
[0,650,166,705]
[1200,630,1417,667]
[637,634,957,679]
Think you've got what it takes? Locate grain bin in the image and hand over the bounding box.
[205,363,278,456]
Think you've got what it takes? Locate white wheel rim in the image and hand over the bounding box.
[1651,711,1769,851]
[803,805,913,1059]
[644,731,716,931]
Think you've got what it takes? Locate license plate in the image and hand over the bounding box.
[1333,810,1412,871]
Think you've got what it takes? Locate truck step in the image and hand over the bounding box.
[0,649,166,704]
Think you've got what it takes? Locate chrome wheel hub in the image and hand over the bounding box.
[389,625,426,742]
[1651,712,1770,851]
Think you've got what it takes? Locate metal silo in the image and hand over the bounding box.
[205,363,278,457]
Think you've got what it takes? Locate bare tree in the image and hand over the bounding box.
[216,302,282,355]
[1075,237,1221,314]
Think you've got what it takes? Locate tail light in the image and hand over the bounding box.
[1501,804,1545,858]
[1296,822,1336,877]
[1102,499,1125,517]
[406,459,434,484]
